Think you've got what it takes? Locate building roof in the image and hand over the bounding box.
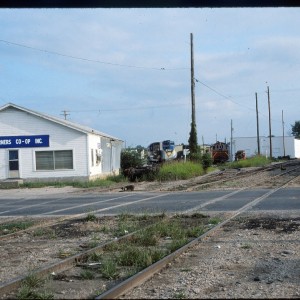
[0,103,123,142]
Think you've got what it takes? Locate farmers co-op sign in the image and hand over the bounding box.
[0,135,49,148]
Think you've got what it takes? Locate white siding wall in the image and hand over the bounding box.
[232,137,258,158]
[0,107,88,180]
[295,139,300,158]
[232,136,298,159]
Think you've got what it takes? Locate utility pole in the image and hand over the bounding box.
[255,92,261,155]
[282,110,286,157]
[190,32,196,126]
[61,110,70,120]
[230,119,233,162]
[188,33,198,156]
[267,85,273,159]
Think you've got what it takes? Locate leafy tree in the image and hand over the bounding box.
[291,121,300,138]
[121,150,143,171]
[135,145,146,153]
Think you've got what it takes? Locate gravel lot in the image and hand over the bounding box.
[121,211,300,299]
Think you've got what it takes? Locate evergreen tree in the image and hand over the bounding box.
[188,121,198,155]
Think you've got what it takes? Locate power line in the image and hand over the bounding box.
[194,78,255,111]
[68,102,189,113]
[194,78,284,123]
[0,39,188,71]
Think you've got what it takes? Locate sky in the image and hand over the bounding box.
[0,8,300,148]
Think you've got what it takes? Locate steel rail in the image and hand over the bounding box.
[95,171,300,299]
[0,220,153,296]
[186,161,300,191]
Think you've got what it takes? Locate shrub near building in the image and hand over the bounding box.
[121,149,144,171]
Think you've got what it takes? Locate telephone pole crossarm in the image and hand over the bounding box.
[61,110,70,120]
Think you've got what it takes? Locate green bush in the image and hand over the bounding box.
[188,152,202,163]
[201,152,213,170]
[121,150,144,171]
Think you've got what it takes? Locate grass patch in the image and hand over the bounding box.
[241,243,252,249]
[130,230,160,246]
[88,252,103,262]
[113,212,166,237]
[208,217,221,225]
[87,240,101,249]
[17,272,53,300]
[0,220,35,235]
[117,246,153,269]
[80,269,96,280]
[186,226,205,237]
[16,286,54,300]
[167,238,189,252]
[22,273,45,289]
[100,259,119,280]
[57,249,74,258]
[225,155,271,169]
[19,175,128,189]
[33,228,57,239]
[157,161,205,181]
[173,290,187,299]
[101,215,210,277]
[99,225,110,233]
[85,212,97,222]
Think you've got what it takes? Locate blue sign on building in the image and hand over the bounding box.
[0,135,50,148]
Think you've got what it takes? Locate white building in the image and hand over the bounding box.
[0,103,123,183]
[231,136,300,160]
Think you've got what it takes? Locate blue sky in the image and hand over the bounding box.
[1,8,300,148]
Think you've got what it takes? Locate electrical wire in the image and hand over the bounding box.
[194,78,254,110]
[0,39,188,71]
[68,102,189,113]
[194,78,283,123]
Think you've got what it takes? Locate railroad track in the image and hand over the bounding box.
[1,161,299,299]
[183,159,300,191]
[97,163,300,299]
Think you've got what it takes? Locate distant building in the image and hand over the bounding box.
[0,103,123,183]
[231,136,300,160]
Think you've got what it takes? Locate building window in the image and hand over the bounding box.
[91,149,94,167]
[36,150,73,170]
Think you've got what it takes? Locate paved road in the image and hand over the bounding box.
[0,187,299,217]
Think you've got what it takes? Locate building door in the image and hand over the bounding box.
[8,150,20,178]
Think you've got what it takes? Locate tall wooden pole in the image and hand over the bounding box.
[255,92,261,155]
[190,33,196,125]
[267,86,272,159]
[282,110,286,157]
[230,119,233,162]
